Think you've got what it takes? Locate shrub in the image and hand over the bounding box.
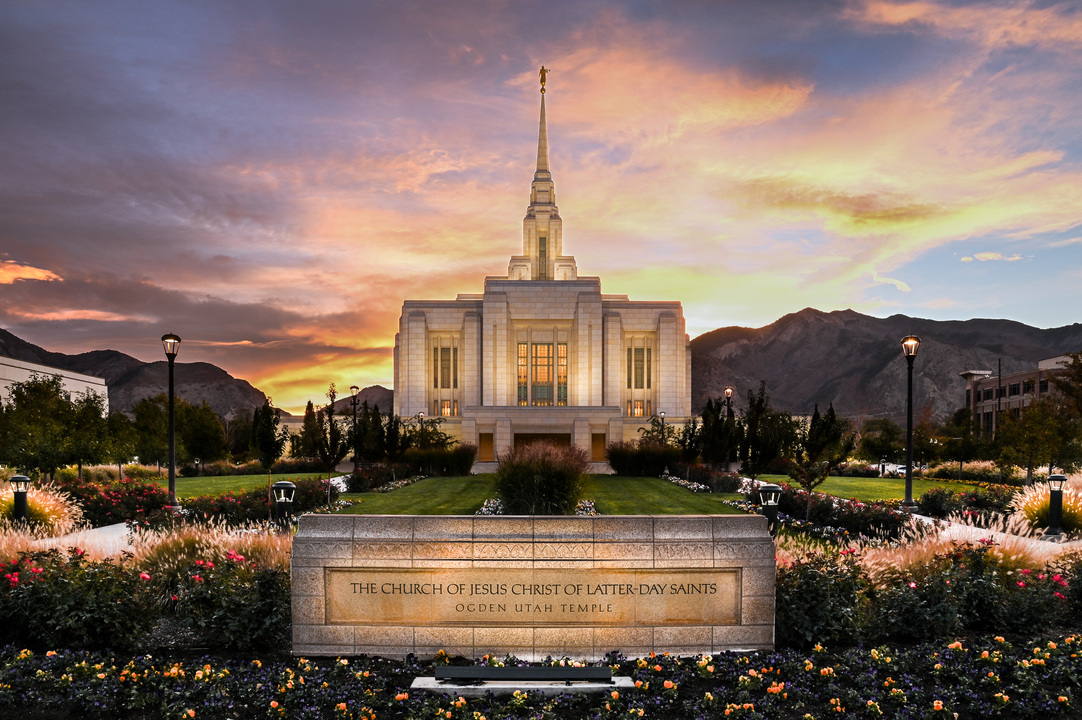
[496,442,587,515]
[917,487,963,518]
[0,484,84,535]
[180,477,337,525]
[775,548,866,648]
[402,445,477,476]
[347,464,412,492]
[0,548,154,650]
[926,460,1022,485]
[834,462,881,478]
[605,441,681,477]
[169,555,290,651]
[49,475,172,528]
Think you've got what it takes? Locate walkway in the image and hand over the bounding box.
[32,522,133,556]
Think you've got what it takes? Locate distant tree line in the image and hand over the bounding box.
[623,352,1082,490]
[0,374,462,480]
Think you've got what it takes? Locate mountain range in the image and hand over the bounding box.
[691,308,1082,422]
[3,308,1081,424]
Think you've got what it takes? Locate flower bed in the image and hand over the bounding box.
[3,635,1082,718]
[475,498,599,515]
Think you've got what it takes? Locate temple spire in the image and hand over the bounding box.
[535,85,550,175]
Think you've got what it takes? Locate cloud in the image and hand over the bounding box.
[0,261,60,284]
[959,252,1024,263]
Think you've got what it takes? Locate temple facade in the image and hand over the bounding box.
[393,77,690,462]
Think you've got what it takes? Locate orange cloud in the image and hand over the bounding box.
[0,261,60,284]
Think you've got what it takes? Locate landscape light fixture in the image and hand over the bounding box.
[757,482,783,537]
[272,480,297,532]
[1045,474,1068,540]
[161,332,182,510]
[659,410,666,441]
[350,385,360,472]
[10,475,31,524]
[900,335,921,511]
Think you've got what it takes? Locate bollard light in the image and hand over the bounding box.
[10,475,31,524]
[758,482,783,537]
[1045,474,1067,540]
[272,480,297,532]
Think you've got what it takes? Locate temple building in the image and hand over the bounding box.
[393,73,691,462]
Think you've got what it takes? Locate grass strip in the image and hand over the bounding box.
[151,472,329,498]
[339,475,746,515]
[757,473,980,503]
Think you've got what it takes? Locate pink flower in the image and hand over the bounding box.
[139,572,151,580]
[908,582,917,589]
[192,575,203,583]
[1017,581,1026,588]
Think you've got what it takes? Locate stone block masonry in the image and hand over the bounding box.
[292,514,775,660]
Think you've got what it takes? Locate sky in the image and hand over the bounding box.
[1,0,1081,415]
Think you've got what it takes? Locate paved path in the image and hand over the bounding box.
[32,522,133,556]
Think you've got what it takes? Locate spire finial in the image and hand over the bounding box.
[539,65,548,94]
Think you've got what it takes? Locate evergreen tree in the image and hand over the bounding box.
[67,390,111,479]
[315,384,348,472]
[787,402,855,519]
[251,399,289,471]
[297,400,322,458]
[738,382,798,479]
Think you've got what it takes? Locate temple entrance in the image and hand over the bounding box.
[513,433,571,449]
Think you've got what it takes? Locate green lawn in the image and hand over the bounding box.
[151,472,328,499]
[757,473,970,503]
[338,474,747,515]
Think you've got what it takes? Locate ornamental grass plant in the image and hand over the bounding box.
[495,442,587,514]
[1011,480,1082,537]
[0,482,84,535]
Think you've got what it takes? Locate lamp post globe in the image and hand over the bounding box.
[161,333,182,510]
[900,335,921,511]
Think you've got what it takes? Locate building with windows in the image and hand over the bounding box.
[0,355,109,412]
[960,355,1071,436]
[393,80,691,462]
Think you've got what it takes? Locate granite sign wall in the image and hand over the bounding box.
[291,514,775,660]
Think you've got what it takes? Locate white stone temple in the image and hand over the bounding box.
[393,71,690,462]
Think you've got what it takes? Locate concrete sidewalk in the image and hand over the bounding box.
[33,522,133,556]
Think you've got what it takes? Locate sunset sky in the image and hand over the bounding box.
[1,0,1080,414]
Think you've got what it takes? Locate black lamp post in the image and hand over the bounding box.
[350,385,360,472]
[758,482,783,537]
[272,480,297,532]
[659,410,666,443]
[417,411,426,449]
[1044,474,1067,540]
[724,386,734,472]
[161,332,182,510]
[10,475,31,524]
[901,335,921,511]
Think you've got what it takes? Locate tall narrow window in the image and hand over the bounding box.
[441,400,452,417]
[440,348,452,389]
[538,236,547,280]
[517,343,528,406]
[634,348,645,389]
[453,347,458,389]
[557,343,568,406]
[433,348,439,389]
[532,343,554,406]
[646,348,652,389]
[627,348,633,389]
[633,400,644,417]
